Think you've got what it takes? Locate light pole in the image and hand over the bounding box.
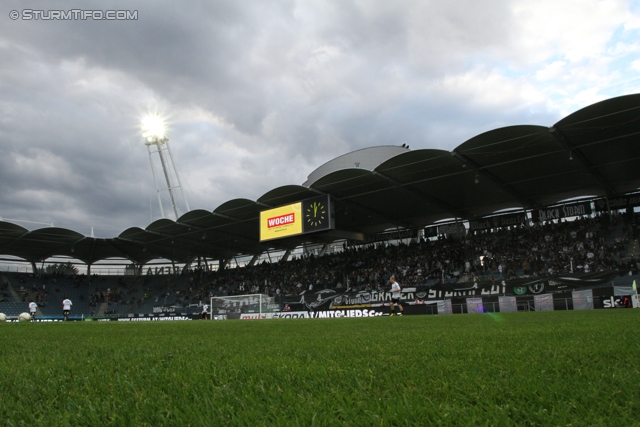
[141,114,190,220]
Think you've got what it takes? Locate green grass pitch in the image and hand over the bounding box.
[1,310,639,426]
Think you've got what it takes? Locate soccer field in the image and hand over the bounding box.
[1,310,639,426]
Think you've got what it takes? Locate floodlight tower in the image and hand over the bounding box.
[141,114,190,220]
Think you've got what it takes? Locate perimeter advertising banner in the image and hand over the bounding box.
[530,201,592,222]
[260,195,333,241]
[348,229,417,246]
[468,212,529,231]
[593,194,640,212]
[279,271,618,311]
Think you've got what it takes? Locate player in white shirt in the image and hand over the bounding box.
[202,303,210,320]
[62,296,72,321]
[28,300,38,322]
[389,275,404,316]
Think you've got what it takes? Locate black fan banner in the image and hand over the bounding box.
[280,271,618,311]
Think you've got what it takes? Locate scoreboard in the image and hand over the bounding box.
[260,195,333,242]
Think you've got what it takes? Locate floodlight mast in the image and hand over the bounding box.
[142,116,190,220]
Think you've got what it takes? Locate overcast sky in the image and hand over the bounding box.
[1,0,639,237]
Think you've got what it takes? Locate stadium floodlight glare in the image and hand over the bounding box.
[140,112,190,220]
[141,114,167,141]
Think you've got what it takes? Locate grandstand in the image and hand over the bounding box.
[1,207,638,317]
[2,94,640,318]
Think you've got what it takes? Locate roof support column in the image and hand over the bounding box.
[280,249,291,263]
[181,262,191,275]
[248,253,260,267]
[319,243,329,257]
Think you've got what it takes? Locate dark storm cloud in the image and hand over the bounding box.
[3,0,280,133]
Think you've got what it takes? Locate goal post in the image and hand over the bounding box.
[210,294,278,320]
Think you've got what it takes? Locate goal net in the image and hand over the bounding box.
[210,294,278,320]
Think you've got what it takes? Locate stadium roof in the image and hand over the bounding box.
[2,93,640,266]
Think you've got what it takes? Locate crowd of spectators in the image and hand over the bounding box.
[170,211,637,304]
[3,211,639,311]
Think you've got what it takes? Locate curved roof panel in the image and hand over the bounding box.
[303,145,409,186]
[375,149,471,221]
[7,227,86,262]
[215,198,260,221]
[119,226,149,241]
[258,185,318,207]
[0,221,29,235]
[553,93,640,196]
[454,125,585,209]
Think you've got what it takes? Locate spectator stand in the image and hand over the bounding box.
[2,210,639,317]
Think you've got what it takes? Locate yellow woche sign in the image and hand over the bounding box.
[260,202,303,241]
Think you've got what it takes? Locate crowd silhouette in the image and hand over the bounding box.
[3,211,637,314]
[176,212,636,304]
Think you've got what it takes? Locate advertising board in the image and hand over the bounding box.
[260,195,332,241]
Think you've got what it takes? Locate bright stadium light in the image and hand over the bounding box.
[141,114,167,141]
[140,112,190,220]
